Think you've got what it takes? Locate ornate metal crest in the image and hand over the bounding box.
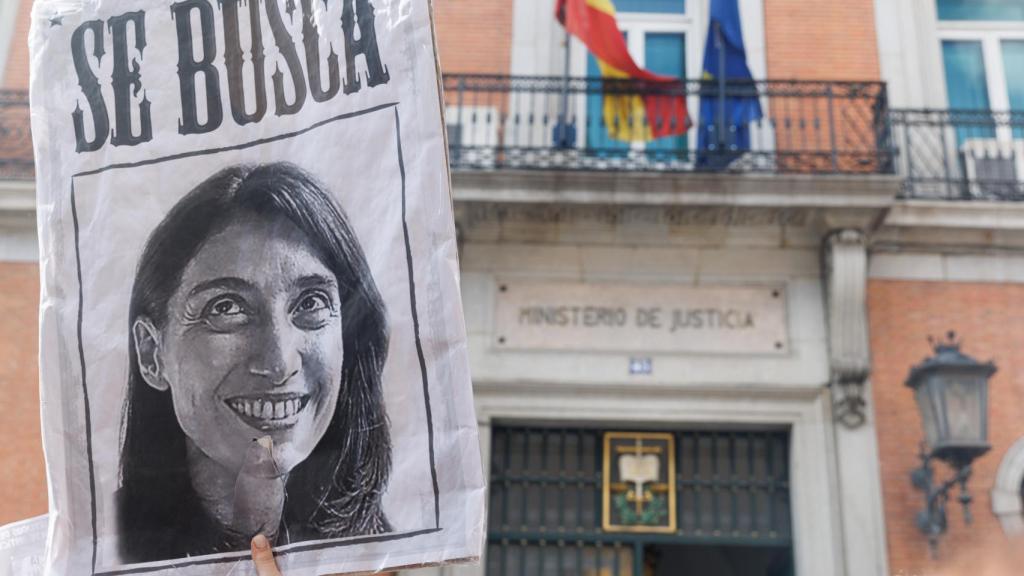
[602,432,677,533]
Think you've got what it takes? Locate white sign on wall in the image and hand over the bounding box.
[495,281,789,354]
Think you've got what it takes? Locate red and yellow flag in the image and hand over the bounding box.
[556,0,690,142]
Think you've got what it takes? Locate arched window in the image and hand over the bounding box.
[991,436,1024,535]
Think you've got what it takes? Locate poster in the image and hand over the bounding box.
[0,516,47,576]
[28,0,484,574]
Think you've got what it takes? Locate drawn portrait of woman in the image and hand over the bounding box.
[116,162,392,563]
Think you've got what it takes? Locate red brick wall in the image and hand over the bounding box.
[3,0,880,87]
[431,0,512,74]
[7,0,877,86]
[0,263,47,524]
[0,0,32,181]
[764,0,880,81]
[869,280,1024,574]
[0,0,507,84]
[2,0,30,89]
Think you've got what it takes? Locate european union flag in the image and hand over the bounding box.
[698,0,763,170]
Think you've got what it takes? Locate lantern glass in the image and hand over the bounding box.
[914,383,942,449]
[940,373,987,445]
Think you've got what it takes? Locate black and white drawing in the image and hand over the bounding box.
[118,163,392,563]
[29,0,484,573]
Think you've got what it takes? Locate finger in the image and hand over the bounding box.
[251,534,281,576]
[234,438,285,537]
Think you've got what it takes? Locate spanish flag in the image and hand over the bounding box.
[556,0,690,142]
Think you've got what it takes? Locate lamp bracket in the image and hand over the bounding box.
[910,446,976,558]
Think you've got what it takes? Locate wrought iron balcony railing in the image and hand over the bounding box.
[7,82,1023,203]
[891,108,1024,201]
[0,90,33,181]
[1,79,891,182]
[443,74,892,175]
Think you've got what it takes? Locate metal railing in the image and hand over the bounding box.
[6,81,1024,204]
[0,90,33,181]
[443,74,892,175]
[891,108,1024,201]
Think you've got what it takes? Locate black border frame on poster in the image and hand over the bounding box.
[69,103,443,575]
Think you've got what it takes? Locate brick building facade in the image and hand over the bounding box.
[0,0,43,531]
[2,0,1024,575]
[869,279,1024,574]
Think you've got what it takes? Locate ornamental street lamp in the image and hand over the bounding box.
[906,332,996,557]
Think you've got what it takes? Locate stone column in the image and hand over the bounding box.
[823,229,890,576]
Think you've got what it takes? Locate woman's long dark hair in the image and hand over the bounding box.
[118,162,391,563]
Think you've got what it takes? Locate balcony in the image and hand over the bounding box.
[443,74,893,176]
[1,79,891,182]
[891,109,1024,201]
[8,83,1022,205]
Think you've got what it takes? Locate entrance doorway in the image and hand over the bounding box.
[486,425,795,576]
[644,544,793,576]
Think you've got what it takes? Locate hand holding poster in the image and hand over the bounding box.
[28,1,484,574]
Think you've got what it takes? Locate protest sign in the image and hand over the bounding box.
[0,515,47,576]
[28,0,483,574]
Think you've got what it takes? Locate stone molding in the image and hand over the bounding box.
[886,201,1024,232]
[470,383,844,576]
[0,180,37,262]
[869,252,1024,283]
[991,436,1024,536]
[457,202,810,228]
[0,180,34,213]
[824,229,871,427]
[452,169,902,209]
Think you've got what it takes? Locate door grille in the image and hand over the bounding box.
[486,425,792,576]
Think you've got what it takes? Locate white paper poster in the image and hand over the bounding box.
[28,0,483,574]
[0,515,47,576]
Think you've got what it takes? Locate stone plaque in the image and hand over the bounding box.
[495,281,788,354]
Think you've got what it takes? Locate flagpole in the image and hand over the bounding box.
[715,21,726,151]
[559,26,571,148]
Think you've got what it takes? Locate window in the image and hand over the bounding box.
[991,436,1024,536]
[585,32,687,157]
[937,2,1024,142]
[938,0,1024,21]
[614,0,685,15]
[942,40,996,143]
[1004,40,1024,138]
[585,1,695,159]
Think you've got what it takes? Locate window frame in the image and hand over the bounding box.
[578,7,702,154]
[991,435,1024,536]
[938,26,1024,111]
[937,25,1024,141]
[937,0,1024,23]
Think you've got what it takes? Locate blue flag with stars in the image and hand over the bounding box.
[698,0,763,169]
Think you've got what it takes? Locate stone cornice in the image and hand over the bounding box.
[0,179,34,213]
[875,200,1024,253]
[452,170,902,210]
[885,200,1024,231]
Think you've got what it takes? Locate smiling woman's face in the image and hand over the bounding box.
[135,214,344,476]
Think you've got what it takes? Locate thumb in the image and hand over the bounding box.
[251,534,282,576]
